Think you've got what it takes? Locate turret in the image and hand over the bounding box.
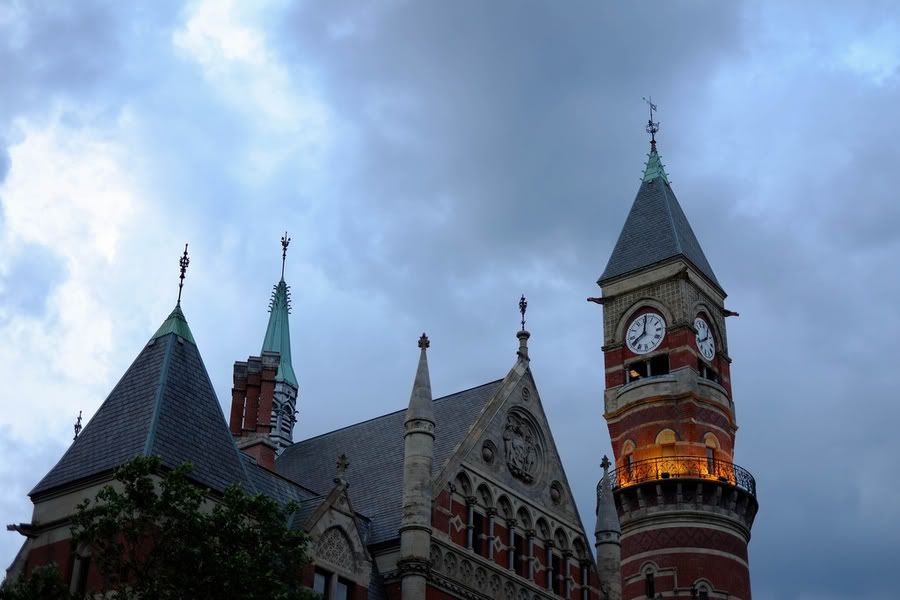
[595,456,621,600]
[398,333,435,600]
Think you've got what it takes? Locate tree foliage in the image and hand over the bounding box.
[0,565,74,600]
[69,456,316,600]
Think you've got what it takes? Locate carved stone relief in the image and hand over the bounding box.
[502,410,543,484]
[315,526,355,571]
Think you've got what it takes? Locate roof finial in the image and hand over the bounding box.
[176,243,190,306]
[601,455,611,474]
[73,410,82,440]
[335,453,350,484]
[643,96,659,152]
[517,295,530,362]
[280,232,291,279]
[519,294,528,332]
[418,332,430,350]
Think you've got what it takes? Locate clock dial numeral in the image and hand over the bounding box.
[625,312,666,355]
[694,317,715,362]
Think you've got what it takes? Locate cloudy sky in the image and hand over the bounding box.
[2,1,899,598]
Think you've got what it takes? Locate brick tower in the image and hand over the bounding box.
[593,115,758,599]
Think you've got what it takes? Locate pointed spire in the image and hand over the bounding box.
[176,243,189,306]
[642,148,670,184]
[280,231,291,280]
[405,333,434,424]
[517,295,530,362]
[73,411,82,441]
[262,235,298,387]
[595,455,620,536]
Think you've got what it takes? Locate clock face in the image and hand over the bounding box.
[625,313,666,354]
[694,317,715,361]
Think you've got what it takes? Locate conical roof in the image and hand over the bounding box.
[599,146,721,290]
[261,279,298,387]
[31,307,249,497]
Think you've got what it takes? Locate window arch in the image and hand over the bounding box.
[454,472,472,497]
[704,433,720,474]
[656,429,676,458]
[621,440,636,478]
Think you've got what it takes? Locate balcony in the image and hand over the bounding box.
[605,456,756,498]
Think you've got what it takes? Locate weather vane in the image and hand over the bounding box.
[519,294,528,331]
[280,232,291,279]
[643,96,659,149]
[177,244,190,305]
[73,410,82,441]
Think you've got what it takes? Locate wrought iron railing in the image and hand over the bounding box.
[603,456,756,497]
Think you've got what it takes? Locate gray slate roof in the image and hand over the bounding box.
[276,379,504,545]
[599,157,721,290]
[31,317,251,497]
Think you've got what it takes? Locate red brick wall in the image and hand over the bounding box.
[622,527,750,599]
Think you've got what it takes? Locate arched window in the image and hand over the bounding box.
[644,569,655,598]
[621,440,636,478]
[704,434,720,474]
[656,429,676,458]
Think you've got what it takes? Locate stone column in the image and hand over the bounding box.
[546,540,555,592]
[526,529,536,581]
[506,519,517,571]
[466,497,476,551]
[486,508,497,560]
[563,550,573,599]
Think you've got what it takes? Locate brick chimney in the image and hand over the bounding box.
[229,351,280,470]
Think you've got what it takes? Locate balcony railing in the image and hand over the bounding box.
[603,456,756,498]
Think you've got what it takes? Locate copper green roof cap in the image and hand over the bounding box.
[152,304,195,344]
[261,279,297,387]
[642,148,670,183]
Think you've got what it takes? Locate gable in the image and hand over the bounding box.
[435,365,588,538]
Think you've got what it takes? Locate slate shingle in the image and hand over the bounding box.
[31,326,251,497]
[275,380,503,545]
[599,174,721,290]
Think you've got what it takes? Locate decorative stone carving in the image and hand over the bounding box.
[490,574,501,594]
[482,440,497,464]
[549,481,563,504]
[460,559,473,584]
[504,581,515,600]
[430,543,443,571]
[475,566,487,588]
[521,386,530,401]
[444,552,458,577]
[503,410,542,483]
[315,526,355,571]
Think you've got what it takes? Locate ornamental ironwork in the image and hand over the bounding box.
[601,456,756,497]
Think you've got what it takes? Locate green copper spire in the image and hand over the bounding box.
[152,304,196,344]
[261,233,298,387]
[642,148,670,184]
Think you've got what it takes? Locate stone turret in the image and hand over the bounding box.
[399,333,436,600]
[595,456,621,600]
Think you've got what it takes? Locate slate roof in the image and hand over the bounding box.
[31,308,251,498]
[599,147,721,290]
[276,379,504,545]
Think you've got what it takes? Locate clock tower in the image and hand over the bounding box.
[594,118,758,599]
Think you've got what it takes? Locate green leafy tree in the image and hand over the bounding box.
[0,564,75,600]
[70,456,317,600]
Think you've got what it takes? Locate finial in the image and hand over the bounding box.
[601,455,611,473]
[73,410,82,440]
[519,294,527,332]
[176,243,190,306]
[418,333,430,350]
[643,96,659,151]
[334,452,350,483]
[280,232,291,279]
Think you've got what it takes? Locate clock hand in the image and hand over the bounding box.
[642,315,648,335]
